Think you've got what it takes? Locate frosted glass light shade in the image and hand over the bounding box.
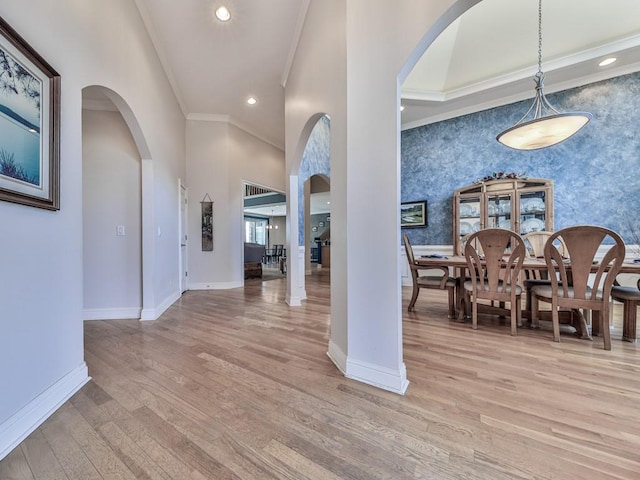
[496,112,592,150]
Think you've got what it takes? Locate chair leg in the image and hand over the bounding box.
[601,305,611,351]
[408,285,419,312]
[472,294,478,330]
[447,287,455,319]
[552,299,560,342]
[511,294,520,335]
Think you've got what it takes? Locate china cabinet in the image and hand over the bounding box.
[453,178,554,254]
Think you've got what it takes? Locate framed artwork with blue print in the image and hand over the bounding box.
[0,15,60,210]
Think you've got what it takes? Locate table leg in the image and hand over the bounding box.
[622,300,637,342]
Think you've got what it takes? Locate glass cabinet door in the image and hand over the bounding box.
[486,193,512,230]
[458,196,481,237]
[519,191,546,234]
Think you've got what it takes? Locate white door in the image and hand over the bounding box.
[180,184,188,293]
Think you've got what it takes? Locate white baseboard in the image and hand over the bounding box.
[83,307,141,321]
[345,357,409,395]
[189,281,243,290]
[0,363,90,461]
[140,289,181,321]
[327,339,347,375]
[285,294,305,306]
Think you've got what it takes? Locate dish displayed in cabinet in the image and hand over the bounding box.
[520,198,545,213]
[521,218,545,233]
[459,204,479,217]
[460,221,473,235]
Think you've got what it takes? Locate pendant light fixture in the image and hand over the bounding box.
[496,0,592,150]
[266,209,278,230]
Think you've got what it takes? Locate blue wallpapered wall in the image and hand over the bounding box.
[401,71,640,246]
[298,115,331,245]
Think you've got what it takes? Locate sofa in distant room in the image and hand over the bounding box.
[244,242,265,279]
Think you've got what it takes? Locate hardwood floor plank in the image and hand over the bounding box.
[4,270,640,479]
[20,429,69,480]
[39,406,103,480]
[0,446,35,480]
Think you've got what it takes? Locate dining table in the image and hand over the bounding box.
[415,254,640,340]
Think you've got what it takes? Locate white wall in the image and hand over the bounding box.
[0,0,185,459]
[286,0,479,393]
[285,0,349,360]
[82,108,142,320]
[186,119,284,289]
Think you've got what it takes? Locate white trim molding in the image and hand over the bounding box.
[326,339,347,375]
[0,363,90,461]
[83,307,142,321]
[345,357,409,395]
[140,289,181,321]
[189,281,243,290]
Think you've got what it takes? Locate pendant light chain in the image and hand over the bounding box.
[537,0,543,75]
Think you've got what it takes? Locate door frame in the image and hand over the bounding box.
[179,179,188,293]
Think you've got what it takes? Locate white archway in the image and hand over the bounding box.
[81,85,155,320]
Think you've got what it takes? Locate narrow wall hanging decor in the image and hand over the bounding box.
[201,193,213,251]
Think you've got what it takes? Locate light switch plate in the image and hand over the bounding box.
[117,225,125,236]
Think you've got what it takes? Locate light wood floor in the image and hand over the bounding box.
[2,270,640,479]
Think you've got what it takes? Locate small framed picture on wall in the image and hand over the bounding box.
[401,200,427,228]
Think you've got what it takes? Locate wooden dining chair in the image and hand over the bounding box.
[611,277,640,342]
[403,234,457,316]
[522,231,568,318]
[530,225,625,350]
[462,228,526,335]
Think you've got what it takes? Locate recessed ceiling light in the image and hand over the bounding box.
[598,57,617,67]
[215,6,231,22]
[246,97,257,105]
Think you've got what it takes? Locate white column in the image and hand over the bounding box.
[140,158,156,320]
[304,180,312,275]
[286,174,306,305]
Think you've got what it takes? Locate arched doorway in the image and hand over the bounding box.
[286,114,331,305]
[81,85,153,320]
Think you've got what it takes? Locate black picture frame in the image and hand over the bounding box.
[401,200,427,228]
[201,201,213,251]
[0,16,60,210]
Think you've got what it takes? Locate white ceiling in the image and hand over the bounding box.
[134,0,309,150]
[129,0,640,149]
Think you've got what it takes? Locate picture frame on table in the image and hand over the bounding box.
[0,16,60,210]
[401,200,427,228]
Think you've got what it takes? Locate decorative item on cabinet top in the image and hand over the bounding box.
[453,177,554,254]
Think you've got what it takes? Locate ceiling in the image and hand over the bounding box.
[129,0,640,150]
[133,0,310,150]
